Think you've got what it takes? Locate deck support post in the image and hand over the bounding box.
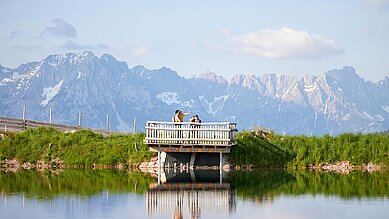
[219,151,223,184]
[219,152,222,170]
[189,152,196,169]
[157,148,161,185]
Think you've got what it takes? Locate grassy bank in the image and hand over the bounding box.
[1,128,388,167]
[230,131,389,167]
[0,127,152,166]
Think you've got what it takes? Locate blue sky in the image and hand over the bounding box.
[1,0,388,81]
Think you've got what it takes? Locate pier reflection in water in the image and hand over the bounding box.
[147,170,235,218]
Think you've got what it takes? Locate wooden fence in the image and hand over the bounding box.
[0,116,113,135]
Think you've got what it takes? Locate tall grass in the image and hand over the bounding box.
[231,131,389,167]
[271,133,389,166]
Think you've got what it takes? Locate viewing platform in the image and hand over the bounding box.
[144,121,238,153]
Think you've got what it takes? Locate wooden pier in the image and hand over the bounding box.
[144,121,238,169]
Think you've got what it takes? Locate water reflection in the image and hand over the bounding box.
[0,169,388,219]
[147,170,235,218]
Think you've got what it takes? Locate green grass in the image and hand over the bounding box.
[231,131,389,167]
[0,127,153,165]
[1,128,388,167]
[230,132,294,167]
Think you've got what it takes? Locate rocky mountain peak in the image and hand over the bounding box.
[192,71,227,84]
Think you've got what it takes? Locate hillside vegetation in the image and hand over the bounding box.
[230,131,389,167]
[1,128,388,167]
[0,127,152,166]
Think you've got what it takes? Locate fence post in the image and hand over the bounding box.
[106,113,109,130]
[49,108,52,124]
[22,104,27,130]
[133,117,136,133]
[22,104,26,120]
[78,111,82,128]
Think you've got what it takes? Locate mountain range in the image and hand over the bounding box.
[1,51,388,135]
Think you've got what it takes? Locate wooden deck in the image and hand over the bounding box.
[144,121,238,153]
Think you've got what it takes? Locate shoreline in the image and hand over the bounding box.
[1,158,387,174]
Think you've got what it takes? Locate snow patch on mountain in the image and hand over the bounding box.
[382,105,389,113]
[41,80,63,107]
[202,95,229,116]
[12,72,25,80]
[362,111,374,120]
[76,71,82,79]
[157,92,180,105]
[304,84,317,93]
[375,114,385,121]
[0,78,14,85]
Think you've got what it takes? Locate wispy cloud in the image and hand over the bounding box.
[9,31,23,39]
[207,27,344,59]
[40,18,77,38]
[12,44,44,51]
[61,40,109,50]
[367,0,389,6]
[130,46,147,57]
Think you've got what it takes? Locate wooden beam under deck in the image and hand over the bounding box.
[150,145,230,153]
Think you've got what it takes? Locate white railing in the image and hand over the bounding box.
[144,121,237,146]
[147,189,235,216]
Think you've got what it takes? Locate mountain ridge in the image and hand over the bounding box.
[1,51,388,135]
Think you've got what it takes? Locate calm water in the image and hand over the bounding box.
[0,169,388,219]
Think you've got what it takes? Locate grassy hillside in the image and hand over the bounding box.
[1,128,388,167]
[0,127,152,166]
[230,131,389,167]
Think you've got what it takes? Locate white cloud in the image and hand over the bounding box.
[367,0,389,6]
[40,18,77,38]
[131,46,147,57]
[232,27,344,59]
[219,27,232,35]
[188,38,198,48]
[206,27,344,59]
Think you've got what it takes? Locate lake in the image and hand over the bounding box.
[0,169,388,219]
